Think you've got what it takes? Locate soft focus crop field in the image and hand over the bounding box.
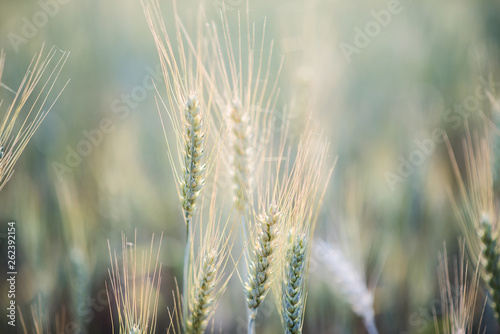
[1,0,500,333]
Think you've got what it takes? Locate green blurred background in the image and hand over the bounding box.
[1,0,500,332]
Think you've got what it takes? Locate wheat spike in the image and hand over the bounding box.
[186,251,218,334]
[271,127,333,334]
[246,204,281,321]
[229,98,253,214]
[479,214,500,322]
[205,6,283,222]
[182,94,206,225]
[282,234,307,334]
[446,124,500,326]
[314,240,377,334]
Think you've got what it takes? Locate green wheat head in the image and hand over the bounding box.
[182,94,206,224]
[282,234,307,334]
[479,214,500,321]
[229,98,253,214]
[186,251,218,334]
[246,204,281,317]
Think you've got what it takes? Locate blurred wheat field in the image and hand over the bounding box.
[1,0,500,333]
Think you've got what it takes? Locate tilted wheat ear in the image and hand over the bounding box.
[273,128,334,334]
[479,214,500,321]
[182,94,206,226]
[446,124,500,326]
[282,234,307,334]
[229,98,253,214]
[246,204,281,329]
[186,251,217,334]
[314,240,377,334]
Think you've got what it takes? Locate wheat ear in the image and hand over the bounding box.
[282,234,307,334]
[181,94,206,325]
[479,214,500,322]
[246,204,281,333]
[314,241,377,334]
[186,251,218,334]
[182,94,206,226]
[229,98,253,214]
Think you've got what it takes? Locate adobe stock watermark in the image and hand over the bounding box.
[7,0,72,53]
[62,287,109,334]
[212,0,243,12]
[235,301,275,334]
[399,284,462,334]
[51,64,163,181]
[339,0,408,64]
[385,76,500,191]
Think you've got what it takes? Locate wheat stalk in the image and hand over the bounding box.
[273,127,333,334]
[446,123,500,325]
[54,179,95,334]
[140,0,225,327]
[204,6,283,242]
[243,108,293,333]
[184,164,235,334]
